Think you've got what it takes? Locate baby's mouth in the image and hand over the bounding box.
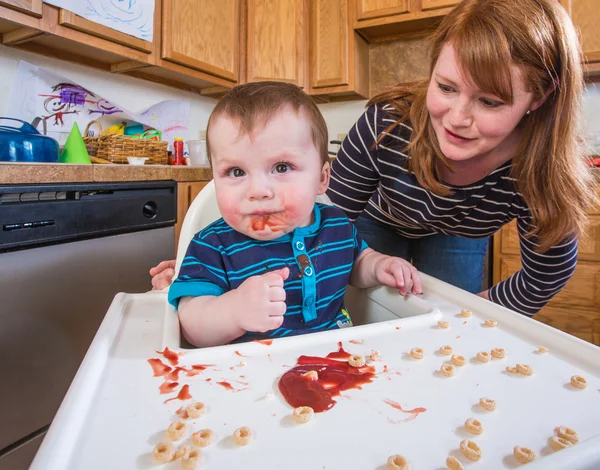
[251,213,286,232]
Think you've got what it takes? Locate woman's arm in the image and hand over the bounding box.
[487,213,578,315]
[327,104,382,220]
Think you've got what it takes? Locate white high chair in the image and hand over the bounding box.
[172,180,436,325]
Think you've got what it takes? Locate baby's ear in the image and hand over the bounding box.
[317,161,330,195]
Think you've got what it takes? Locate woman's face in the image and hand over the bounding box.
[426,43,536,163]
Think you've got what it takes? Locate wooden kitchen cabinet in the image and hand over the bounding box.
[175,181,208,253]
[356,0,408,21]
[0,0,41,17]
[421,0,460,11]
[161,0,240,83]
[561,0,600,65]
[244,0,308,87]
[309,0,369,100]
[492,190,600,346]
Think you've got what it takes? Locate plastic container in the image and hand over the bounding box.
[0,117,60,163]
[173,137,185,165]
[186,139,209,167]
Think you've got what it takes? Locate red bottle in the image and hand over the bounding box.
[173,137,185,165]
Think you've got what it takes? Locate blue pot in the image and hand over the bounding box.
[0,117,60,163]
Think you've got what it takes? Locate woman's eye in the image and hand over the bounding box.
[480,97,503,108]
[438,83,454,93]
[228,168,245,177]
[274,163,290,174]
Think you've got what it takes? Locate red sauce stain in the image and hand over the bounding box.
[456,335,461,339]
[164,384,192,404]
[252,216,268,231]
[206,378,212,382]
[217,381,234,391]
[176,407,189,419]
[191,364,214,372]
[383,398,426,422]
[240,375,246,379]
[349,339,364,345]
[159,382,179,394]
[253,339,273,346]
[463,321,467,324]
[278,344,376,413]
[148,358,172,377]
[156,347,181,366]
[234,350,247,357]
[326,341,351,361]
[396,326,401,330]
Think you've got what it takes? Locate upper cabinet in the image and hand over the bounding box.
[0,0,41,17]
[564,0,600,64]
[309,0,369,100]
[421,0,461,11]
[161,0,240,83]
[356,0,408,21]
[245,0,307,87]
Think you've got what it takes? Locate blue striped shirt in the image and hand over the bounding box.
[327,103,577,316]
[168,203,367,342]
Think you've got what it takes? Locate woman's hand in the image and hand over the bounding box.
[149,260,176,290]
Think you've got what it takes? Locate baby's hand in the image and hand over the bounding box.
[232,267,289,333]
[374,256,422,296]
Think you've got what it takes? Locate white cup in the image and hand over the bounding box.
[186,140,209,167]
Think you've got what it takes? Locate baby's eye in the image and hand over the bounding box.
[273,163,290,174]
[227,167,245,177]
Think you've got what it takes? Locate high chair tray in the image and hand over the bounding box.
[31,275,600,470]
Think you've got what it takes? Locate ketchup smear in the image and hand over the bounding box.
[278,342,376,412]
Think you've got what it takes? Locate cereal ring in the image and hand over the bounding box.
[192,429,214,448]
[370,350,381,361]
[514,446,536,464]
[476,351,490,363]
[292,406,314,424]
[538,347,549,353]
[446,456,464,470]
[152,442,174,463]
[186,402,206,419]
[451,354,466,367]
[516,364,533,376]
[555,426,579,444]
[441,364,455,377]
[233,426,252,446]
[506,366,518,374]
[459,440,481,461]
[550,436,572,451]
[465,418,483,435]
[302,370,318,381]
[173,445,190,460]
[570,375,587,389]
[386,454,410,470]
[438,320,449,329]
[479,397,496,411]
[460,309,472,318]
[491,348,505,359]
[485,319,497,327]
[439,345,454,356]
[167,421,187,441]
[410,347,424,360]
[182,449,201,470]
[348,354,366,367]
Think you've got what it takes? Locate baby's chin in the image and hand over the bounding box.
[241,225,291,241]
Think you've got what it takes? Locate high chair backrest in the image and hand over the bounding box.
[174,180,221,277]
[174,180,334,277]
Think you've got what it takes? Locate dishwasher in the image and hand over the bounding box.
[0,180,177,469]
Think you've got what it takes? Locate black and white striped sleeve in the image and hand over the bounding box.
[488,212,578,316]
[326,105,381,221]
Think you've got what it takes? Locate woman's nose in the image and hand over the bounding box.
[448,98,473,128]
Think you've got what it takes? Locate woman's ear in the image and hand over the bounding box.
[530,85,556,112]
[317,160,331,195]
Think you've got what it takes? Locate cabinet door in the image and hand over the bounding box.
[0,0,42,17]
[58,9,153,53]
[311,0,348,88]
[356,0,408,21]
[564,0,600,63]
[421,0,460,11]
[246,0,307,87]
[162,0,240,83]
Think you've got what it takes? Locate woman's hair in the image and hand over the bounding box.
[206,81,329,166]
[370,0,595,251]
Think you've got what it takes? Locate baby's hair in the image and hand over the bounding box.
[206,81,329,165]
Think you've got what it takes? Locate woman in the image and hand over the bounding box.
[153,0,596,316]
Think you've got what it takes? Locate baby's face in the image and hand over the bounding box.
[210,107,329,241]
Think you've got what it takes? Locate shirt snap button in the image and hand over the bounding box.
[304,296,314,307]
[295,241,305,251]
[304,266,313,277]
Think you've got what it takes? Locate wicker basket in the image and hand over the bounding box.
[83,120,168,165]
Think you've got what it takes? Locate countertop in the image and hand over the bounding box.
[0,162,212,184]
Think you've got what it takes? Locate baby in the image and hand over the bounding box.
[168,81,421,347]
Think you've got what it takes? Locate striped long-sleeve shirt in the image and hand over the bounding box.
[327,103,577,316]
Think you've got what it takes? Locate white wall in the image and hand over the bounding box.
[0,45,216,146]
[583,82,600,155]
[318,100,368,155]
